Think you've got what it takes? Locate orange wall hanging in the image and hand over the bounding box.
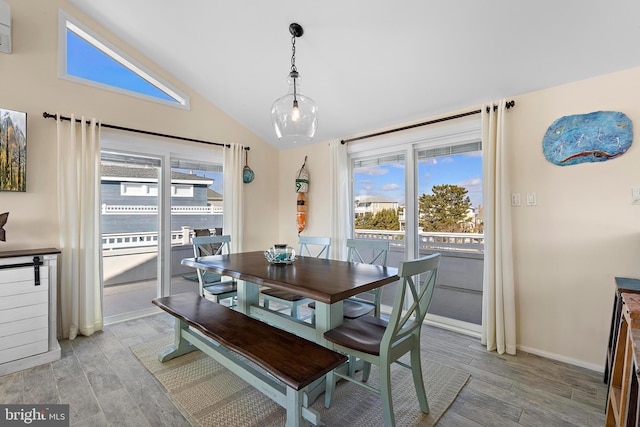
[295,156,309,234]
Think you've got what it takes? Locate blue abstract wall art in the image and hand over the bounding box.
[542,111,633,166]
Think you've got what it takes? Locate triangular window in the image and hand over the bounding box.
[58,11,189,109]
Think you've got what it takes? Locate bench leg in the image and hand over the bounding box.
[158,318,197,362]
[285,387,308,427]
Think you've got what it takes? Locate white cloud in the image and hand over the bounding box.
[381,183,400,191]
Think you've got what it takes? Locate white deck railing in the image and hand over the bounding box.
[102,228,484,252]
[354,229,484,252]
[102,227,194,250]
[101,204,223,215]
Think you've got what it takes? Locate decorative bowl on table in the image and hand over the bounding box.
[264,244,296,265]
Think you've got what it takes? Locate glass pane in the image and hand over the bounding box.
[67,30,177,102]
[101,153,160,322]
[417,146,484,325]
[352,154,405,308]
[169,160,224,297]
[61,13,188,108]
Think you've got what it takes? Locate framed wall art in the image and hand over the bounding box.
[0,108,26,192]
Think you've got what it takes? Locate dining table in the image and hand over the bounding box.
[181,250,399,346]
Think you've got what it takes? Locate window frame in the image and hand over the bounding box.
[348,118,483,335]
[58,10,190,110]
[101,129,223,301]
[348,119,482,258]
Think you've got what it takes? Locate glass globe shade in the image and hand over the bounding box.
[271,73,318,143]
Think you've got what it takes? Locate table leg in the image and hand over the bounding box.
[236,280,260,315]
[313,300,343,346]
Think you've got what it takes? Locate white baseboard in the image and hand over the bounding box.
[516,344,604,373]
[424,313,482,338]
[0,343,61,376]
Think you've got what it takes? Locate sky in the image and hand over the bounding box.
[66,30,177,103]
[354,152,483,208]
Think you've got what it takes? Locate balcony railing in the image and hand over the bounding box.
[102,227,195,250]
[354,229,484,252]
[101,204,223,215]
[101,227,484,253]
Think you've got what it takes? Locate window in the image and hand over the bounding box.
[100,131,223,324]
[348,118,483,335]
[121,183,158,196]
[58,10,189,109]
[171,184,194,198]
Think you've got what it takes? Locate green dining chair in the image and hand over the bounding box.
[323,253,440,427]
[308,238,390,324]
[261,236,331,319]
[192,235,237,304]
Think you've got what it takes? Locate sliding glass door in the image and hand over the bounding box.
[169,159,224,297]
[101,151,162,323]
[349,119,483,334]
[100,130,224,324]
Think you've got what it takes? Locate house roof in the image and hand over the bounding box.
[101,165,213,184]
[207,188,223,200]
[355,195,398,204]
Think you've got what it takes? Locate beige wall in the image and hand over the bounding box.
[508,67,640,369]
[278,67,640,369]
[1,0,279,252]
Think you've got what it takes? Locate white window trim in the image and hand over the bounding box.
[58,9,190,110]
[347,119,481,157]
[171,184,194,198]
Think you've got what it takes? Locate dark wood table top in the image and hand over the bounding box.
[181,251,398,304]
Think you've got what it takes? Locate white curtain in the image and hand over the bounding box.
[57,115,103,340]
[223,143,245,252]
[481,100,516,355]
[329,139,351,260]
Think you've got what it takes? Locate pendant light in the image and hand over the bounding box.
[271,23,318,143]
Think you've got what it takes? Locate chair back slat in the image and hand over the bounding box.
[192,235,232,257]
[191,235,234,298]
[382,253,440,348]
[299,236,331,259]
[346,239,389,266]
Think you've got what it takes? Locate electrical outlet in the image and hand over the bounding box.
[511,193,521,206]
[527,193,537,206]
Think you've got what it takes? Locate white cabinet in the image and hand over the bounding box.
[0,249,61,375]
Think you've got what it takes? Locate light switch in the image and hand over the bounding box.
[511,193,521,206]
[632,188,640,205]
[527,193,537,206]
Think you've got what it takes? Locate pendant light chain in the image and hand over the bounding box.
[290,35,297,74]
[290,34,298,102]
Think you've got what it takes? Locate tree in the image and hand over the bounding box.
[419,184,472,232]
[354,208,400,230]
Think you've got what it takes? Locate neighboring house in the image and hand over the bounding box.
[354,196,399,218]
[101,165,223,234]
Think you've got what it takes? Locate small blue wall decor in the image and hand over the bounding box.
[542,111,633,166]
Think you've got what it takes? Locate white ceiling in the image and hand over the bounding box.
[68,0,640,150]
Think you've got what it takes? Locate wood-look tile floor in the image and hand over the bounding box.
[0,313,606,426]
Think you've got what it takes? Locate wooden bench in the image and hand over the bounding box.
[152,293,347,427]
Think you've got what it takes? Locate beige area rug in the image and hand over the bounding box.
[130,336,470,427]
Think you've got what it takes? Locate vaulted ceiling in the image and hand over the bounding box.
[68,1,640,150]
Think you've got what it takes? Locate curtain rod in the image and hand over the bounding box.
[340,100,515,145]
[42,112,250,150]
